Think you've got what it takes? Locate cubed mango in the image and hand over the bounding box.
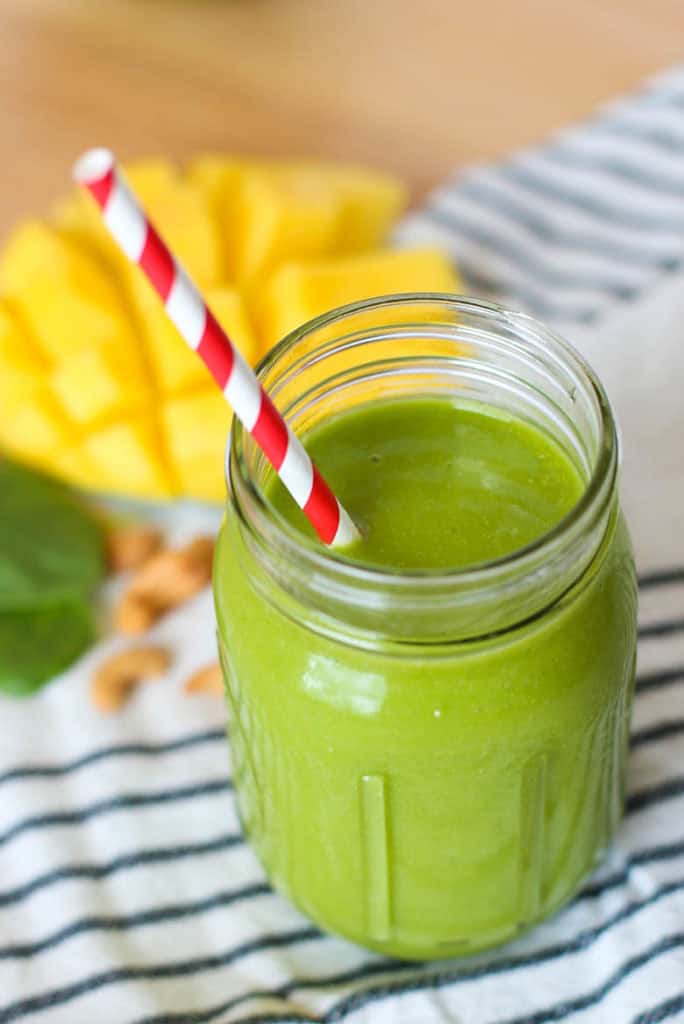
[49,445,103,493]
[12,274,133,364]
[162,389,232,501]
[0,383,75,467]
[0,154,438,503]
[265,162,407,252]
[0,221,122,308]
[131,276,257,394]
[138,176,222,287]
[84,417,173,499]
[232,171,342,284]
[186,155,244,209]
[258,246,461,348]
[51,340,151,427]
[124,159,180,200]
[0,302,46,382]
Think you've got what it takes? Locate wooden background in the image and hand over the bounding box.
[1,0,681,235]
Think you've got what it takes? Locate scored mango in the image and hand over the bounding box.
[231,171,343,284]
[0,220,119,304]
[134,278,259,395]
[162,390,232,501]
[50,341,152,428]
[55,162,222,288]
[258,247,462,349]
[189,157,407,283]
[290,163,407,253]
[18,275,134,365]
[0,382,76,469]
[0,302,46,390]
[0,155,460,503]
[83,417,173,499]
[138,177,222,288]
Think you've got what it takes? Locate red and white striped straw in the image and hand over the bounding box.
[73,148,359,548]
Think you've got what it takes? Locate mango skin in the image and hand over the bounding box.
[0,157,460,503]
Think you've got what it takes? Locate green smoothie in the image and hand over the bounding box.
[215,396,636,958]
[267,398,585,569]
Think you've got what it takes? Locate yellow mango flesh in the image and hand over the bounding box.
[259,247,462,349]
[282,162,408,252]
[0,221,115,299]
[232,172,342,283]
[49,446,103,493]
[50,341,151,427]
[84,417,173,499]
[0,303,46,386]
[126,273,209,395]
[0,156,460,503]
[189,157,408,284]
[55,161,222,287]
[17,276,134,364]
[125,160,180,198]
[0,382,75,468]
[134,277,258,395]
[140,179,222,288]
[208,287,259,366]
[185,156,243,207]
[162,391,232,501]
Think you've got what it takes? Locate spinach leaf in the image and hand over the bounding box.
[0,459,104,611]
[0,457,105,696]
[0,599,95,696]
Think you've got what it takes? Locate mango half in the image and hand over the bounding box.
[0,157,459,502]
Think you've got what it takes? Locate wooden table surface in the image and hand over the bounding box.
[1,0,681,235]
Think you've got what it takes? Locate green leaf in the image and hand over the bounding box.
[0,458,105,611]
[0,599,95,696]
[0,457,105,696]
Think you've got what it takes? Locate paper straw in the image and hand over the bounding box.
[73,148,359,548]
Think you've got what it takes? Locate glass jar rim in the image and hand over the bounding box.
[228,292,618,594]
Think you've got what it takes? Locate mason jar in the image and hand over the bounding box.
[214,294,637,959]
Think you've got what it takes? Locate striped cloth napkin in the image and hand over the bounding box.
[2,64,684,1024]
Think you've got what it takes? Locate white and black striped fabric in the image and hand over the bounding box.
[2,64,684,1024]
[396,66,684,330]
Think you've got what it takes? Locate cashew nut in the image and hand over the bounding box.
[115,535,215,634]
[91,646,171,713]
[185,663,224,697]
[106,525,163,572]
[115,592,157,635]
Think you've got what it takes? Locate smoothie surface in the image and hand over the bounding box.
[266,398,584,570]
[221,395,635,957]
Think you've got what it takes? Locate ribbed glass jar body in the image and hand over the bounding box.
[214,295,637,959]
